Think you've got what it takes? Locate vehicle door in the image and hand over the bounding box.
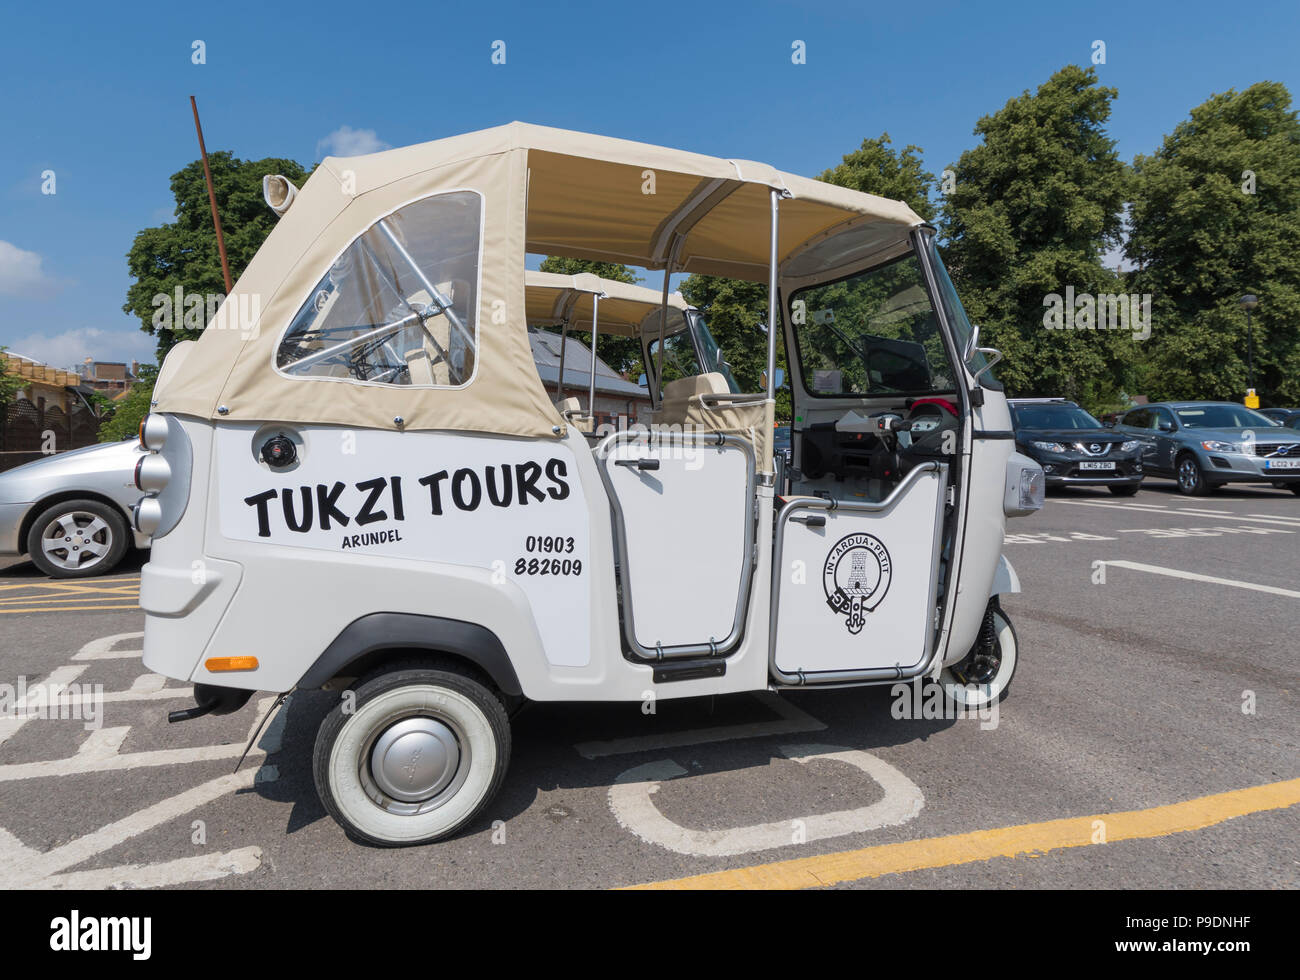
[1150,407,1180,472]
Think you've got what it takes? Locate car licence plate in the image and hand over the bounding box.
[1080,461,1115,471]
[1264,458,1300,469]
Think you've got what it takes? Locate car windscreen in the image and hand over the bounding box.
[1174,405,1277,428]
[1012,405,1102,430]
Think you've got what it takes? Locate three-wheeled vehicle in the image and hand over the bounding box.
[134,123,1044,845]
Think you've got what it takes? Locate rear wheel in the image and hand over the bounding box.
[25,499,130,578]
[941,605,1018,710]
[1175,454,1214,496]
[313,665,511,846]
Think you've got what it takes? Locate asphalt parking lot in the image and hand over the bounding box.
[0,477,1296,889]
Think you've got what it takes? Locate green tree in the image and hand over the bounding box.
[818,132,936,220]
[124,153,310,360]
[98,364,159,443]
[536,255,645,374]
[0,349,27,409]
[939,65,1132,404]
[1126,81,1300,404]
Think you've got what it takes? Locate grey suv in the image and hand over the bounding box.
[1112,402,1300,496]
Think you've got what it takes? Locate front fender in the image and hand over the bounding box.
[992,554,1020,596]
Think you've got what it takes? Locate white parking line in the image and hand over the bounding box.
[1055,499,1300,527]
[608,745,924,857]
[72,631,144,660]
[1101,560,1300,598]
[574,692,826,759]
[0,695,286,782]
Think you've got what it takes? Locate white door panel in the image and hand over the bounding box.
[602,437,753,653]
[773,465,945,677]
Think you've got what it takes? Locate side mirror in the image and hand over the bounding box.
[1158,420,1175,432]
[963,324,1003,384]
[761,368,785,391]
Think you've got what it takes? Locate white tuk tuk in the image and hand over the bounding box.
[134,123,1044,845]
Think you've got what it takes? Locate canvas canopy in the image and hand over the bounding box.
[522,270,690,338]
[153,122,924,439]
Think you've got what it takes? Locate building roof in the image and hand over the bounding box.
[2,352,82,389]
[528,328,646,398]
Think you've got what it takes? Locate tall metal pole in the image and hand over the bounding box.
[588,294,601,419]
[1246,308,1254,392]
[190,96,233,295]
[765,189,780,400]
[556,320,569,401]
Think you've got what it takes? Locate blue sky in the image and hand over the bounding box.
[1,0,1297,369]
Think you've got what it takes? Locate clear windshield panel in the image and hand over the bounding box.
[689,311,742,393]
[790,251,954,397]
[1175,405,1278,428]
[276,191,481,386]
[923,237,994,384]
[647,327,701,387]
[1012,405,1103,429]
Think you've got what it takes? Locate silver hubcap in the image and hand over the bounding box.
[361,713,468,815]
[1179,460,1198,491]
[40,511,112,570]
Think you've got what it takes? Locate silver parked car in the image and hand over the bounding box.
[1112,401,1300,496]
[0,440,149,577]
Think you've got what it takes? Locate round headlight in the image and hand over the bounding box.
[140,414,169,452]
[133,496,163,536]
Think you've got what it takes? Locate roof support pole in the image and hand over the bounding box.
[556,318,570,401]
[765,188,781,401]
[654,246,674,411]
[588,293,602,418]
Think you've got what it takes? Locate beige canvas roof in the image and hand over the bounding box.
[523,270,689,337]
[153,121,923,439]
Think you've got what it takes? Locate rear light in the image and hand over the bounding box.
[134,454,171,493]
[133,496,163,535]
[140,413,169,451]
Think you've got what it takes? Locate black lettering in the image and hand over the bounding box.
[391,476,405,521]
[452,468,482,510]
[485,464,513,507]
[340,535,352,549]
[515,461,545,504]
[316,482,350,530]
[281,487,314,533]
[545,458,570,500]
[243,490,277,538]
[355,477,388,526]
[419,471,449,515]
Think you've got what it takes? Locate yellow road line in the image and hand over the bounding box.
[0,603,140,614]
[626,777,1300,890]
[0,592,139,600]
[0,576,141,591]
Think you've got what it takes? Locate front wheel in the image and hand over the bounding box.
[941,605,1018,710]
[1176,454,1214,496]
[313,665,511,847]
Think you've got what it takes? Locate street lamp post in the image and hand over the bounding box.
[1239,294,1259,408]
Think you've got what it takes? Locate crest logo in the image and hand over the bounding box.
[823,533,892,634]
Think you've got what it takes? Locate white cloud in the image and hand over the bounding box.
[0,240,58,297]
[6,327,155,372]
[316,125,390,158]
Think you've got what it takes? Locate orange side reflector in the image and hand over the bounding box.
[205,656,259,672]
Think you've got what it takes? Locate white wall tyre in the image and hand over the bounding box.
[941,607,1018,710]
[313,666,511,847]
